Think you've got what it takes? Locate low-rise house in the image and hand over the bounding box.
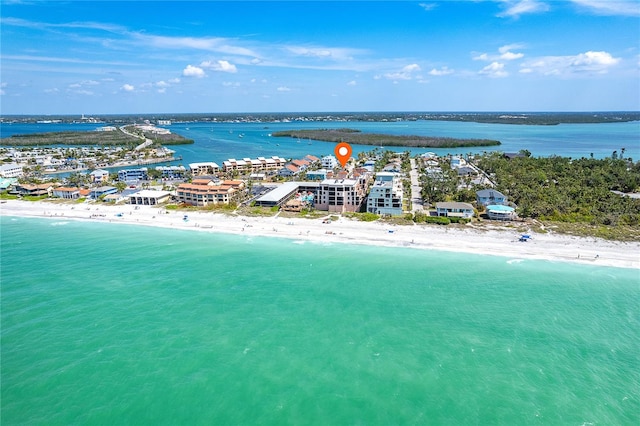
[90,169,109,184]
[450,156,467,169]
[14,183,53,197]
[306,169,329,181]
[486,204,516,221]
[278,164,299,177]
[53,187,80,199]
[90,186,117,199]
[476,189,508,206]
[128,190,171,205]
[456,166,477,176]
[366,172,404,216]
[435,202,474,218]
[103,193,127,203]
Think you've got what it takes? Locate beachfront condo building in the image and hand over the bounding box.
[176,178,245,207]
[315,175,369,213]
[366,172,404,216]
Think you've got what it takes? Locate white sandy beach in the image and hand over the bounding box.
[1,199,639,269]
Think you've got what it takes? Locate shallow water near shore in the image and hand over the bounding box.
[2,217,639,424]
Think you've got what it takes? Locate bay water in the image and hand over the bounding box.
[1,119,639,164]
[1,217,638,424]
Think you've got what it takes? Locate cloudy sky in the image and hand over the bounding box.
[1,0,638,114]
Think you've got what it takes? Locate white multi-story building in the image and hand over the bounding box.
[118,167,148,182]
[321,155,338,170]
[0,163,23,178]
[315,175,369,213]
[366,172,404,216]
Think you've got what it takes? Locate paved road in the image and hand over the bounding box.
[409,158,423,213]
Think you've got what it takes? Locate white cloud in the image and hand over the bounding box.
[475,44,525,61]
[44,88,59,94]
[0,83,6,96]
[200,60,238,73]
[520,50,620,76]
[383,63,422,80]
[121,84,135,92]
[497,0,550,18]
[156,80,169,88]
[137,34,257,57]
[72,90,94,96]
[419,3,438,11]
[157,88,166,94]
[222,82,240,87]
[570,0,640,17]
[277,86,291,92]
[429,66,454,76]
[479,62,508,78]
[347,80,357,86]
[501,51,525,60]
[168,78,181,84]
[182,64,206,78]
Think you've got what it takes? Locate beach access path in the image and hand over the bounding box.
[1,199,639,269]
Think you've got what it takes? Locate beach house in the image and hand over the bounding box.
[13,183,53,197]
[476,189,508,206]
[128,189,171,205]
[90,169,109,184]
[435,202,475,218]
[366,172,404,216]
[90,186,118,199]
[52,187,81,199]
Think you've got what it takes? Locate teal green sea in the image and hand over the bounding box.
[1,217,639,425]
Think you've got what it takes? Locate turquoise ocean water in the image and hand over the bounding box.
[2,217,639,425]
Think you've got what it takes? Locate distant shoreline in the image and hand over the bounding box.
[1,111,638,126]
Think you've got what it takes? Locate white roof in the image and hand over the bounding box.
[130,190,171,198]
[189,162,219,168]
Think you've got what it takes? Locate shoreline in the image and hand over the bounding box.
[1,199,639,269]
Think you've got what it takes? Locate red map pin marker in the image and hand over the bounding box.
[334,142,352,167]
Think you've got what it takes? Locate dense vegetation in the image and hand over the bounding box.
[139,131,194,145]
[0,130,140,146]
[475,153,640,226]
[0,129,193,146]
[272,128,501,148]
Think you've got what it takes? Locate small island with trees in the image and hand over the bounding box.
[0,125,194,146]
[271,128,501,148]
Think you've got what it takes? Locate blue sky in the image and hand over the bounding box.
[1,0,639,114]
